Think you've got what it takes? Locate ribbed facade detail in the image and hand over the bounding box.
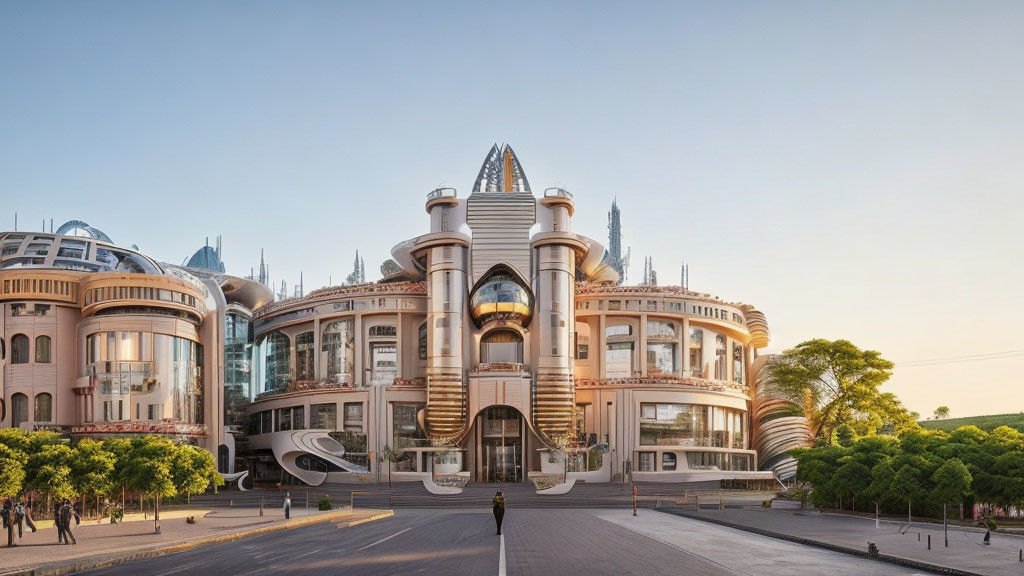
[466,192,536,284]
[752,355,811,480]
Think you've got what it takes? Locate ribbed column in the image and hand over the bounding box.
[425,244,467,441]
[533,243,576,442]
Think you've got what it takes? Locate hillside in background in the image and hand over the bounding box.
[919,413,1024,432]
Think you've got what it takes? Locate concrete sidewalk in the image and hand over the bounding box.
[660,506,1024,576]
[0,506,392,576]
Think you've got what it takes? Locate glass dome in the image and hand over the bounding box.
[469,272,533,326]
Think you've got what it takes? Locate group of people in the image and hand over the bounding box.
[54,499,81,545]
[0,497,83,547]
[2,497,38,546]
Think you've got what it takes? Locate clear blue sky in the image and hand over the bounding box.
[3,1,1023,418]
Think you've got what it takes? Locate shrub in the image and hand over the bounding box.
[317,494,332,511]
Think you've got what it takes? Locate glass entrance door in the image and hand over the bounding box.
[479,407,522,483]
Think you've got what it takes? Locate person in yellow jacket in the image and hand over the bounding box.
[492,491,505,535]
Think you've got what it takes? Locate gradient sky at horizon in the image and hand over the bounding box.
[2,2,1022,418]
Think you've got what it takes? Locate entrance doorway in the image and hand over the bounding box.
[478,407,523,483]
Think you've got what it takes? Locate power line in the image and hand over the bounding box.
[894,350,1024,368]
[895,349,1024,364]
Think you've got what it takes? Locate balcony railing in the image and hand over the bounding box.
[544,187,573,199]
[427,187,457,201]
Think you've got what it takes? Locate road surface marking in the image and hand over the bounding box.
[498,533,506,576]
[357,527,413,551]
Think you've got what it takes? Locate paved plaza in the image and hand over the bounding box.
[662,506,1024,576]
[69,508,927,576]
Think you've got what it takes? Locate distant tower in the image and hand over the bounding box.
[258,249,268,286]
[216,235,222,261]
[680,261,689,289]
[607,199,630,284]
[278,279,288,300]
[346,251,364,285]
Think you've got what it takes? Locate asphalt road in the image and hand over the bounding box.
[78,508,927,576]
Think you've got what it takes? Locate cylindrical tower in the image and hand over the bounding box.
[423,189,469,441]
[532,188,579,442]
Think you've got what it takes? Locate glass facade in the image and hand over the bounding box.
[260,331,291,394]
[688,328,703,377]
[639,403,746,449]
[295,331,315,381]
[320,320,354,384]
[224,312,253,432]
[85,331,204,424]
[686,451,753,472]
[480,329,523,364]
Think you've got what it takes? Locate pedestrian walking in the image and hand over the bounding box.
[492,490,505,535]
[54,501,66,544]
[2,497,14,547]
[23,497,36,533]
[13,500,27,538]
[59,500,80,545]
[283,492,291,520]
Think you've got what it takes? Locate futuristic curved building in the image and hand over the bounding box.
[1,146,791,487]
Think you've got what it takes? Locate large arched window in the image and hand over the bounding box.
[605,322,635,378]
[11,393,28,427]
[714,334,727,380]
[261,332,291,393]
[646,320,677,375]
[480,330,523,364]
[295,332,315,381]
[688,328,704,377]
[11,334,29,364]
[320,320,354,385]
[35,335,51,363]
[34,393,52,422]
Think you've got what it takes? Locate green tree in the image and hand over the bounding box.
[932,458,972,520]
[26,443,76,502]
[0,444,26,497]
[172,444,222,503]
[831,461,871,510]
[891,465,922,522]
[933,406,951,420]
[125,436,177,532]
[763,339,899,442]
[71,439,116,518]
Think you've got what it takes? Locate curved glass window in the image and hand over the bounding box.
[261,332,291,393]
[321,320,354,385]
[86,332,203,424]
[34,393,52,422]
[639,402,747,449]
[480,329,523,364]
[661,452,677,471]
[35,335,51,363]
[11,393,28,427]
[224,312,253,431]
[469,273,532,326]
[11,334,28,364]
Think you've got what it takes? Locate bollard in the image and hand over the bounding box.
[1018,548,1022,562]
[695,494,699,513]
[229,499,233,508]
[260,496,264,517]
[719,494,723,510]
[928,534,931,550]
[918,533,920,541]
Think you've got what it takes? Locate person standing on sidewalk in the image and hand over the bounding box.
[492,491,505,535]
[283,492,292,520]
[54,501,66,544]
[59,500,80,545]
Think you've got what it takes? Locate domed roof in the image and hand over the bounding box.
[186,245,225,273]
[54,220,113,243]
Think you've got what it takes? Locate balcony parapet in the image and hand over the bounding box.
[39,422,209,437]
[575,375,749,395]
[426,187,459,212]
[470,362,531,375]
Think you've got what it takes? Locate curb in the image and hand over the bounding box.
[3,508,394,576]
[656,508,985,576]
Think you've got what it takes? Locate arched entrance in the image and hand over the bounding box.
[476,406,524,483]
